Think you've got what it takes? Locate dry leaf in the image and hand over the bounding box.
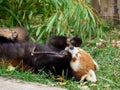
[78,85,90,90]
[90,83,98,87]
[111,40,120,48]
[57,82,67,86]
[51,84,56,86]
[55,77,64,82]
[7,65,15,71]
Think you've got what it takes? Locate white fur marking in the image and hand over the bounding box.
[79,48,83,51]
[65,47,79,57]
[86,69,97,82]
[81,75,87,82]
[71,48,78,57]
[70,59,80,72]
[93,61,99,70]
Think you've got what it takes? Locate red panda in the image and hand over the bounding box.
[65,46,99,82]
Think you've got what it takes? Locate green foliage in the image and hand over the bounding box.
[0,0,104,42]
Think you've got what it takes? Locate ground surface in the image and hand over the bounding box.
[0,77,65,90]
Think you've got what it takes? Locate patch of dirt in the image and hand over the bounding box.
[0,77,66,90]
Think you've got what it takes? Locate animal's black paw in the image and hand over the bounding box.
[59,50,72,59]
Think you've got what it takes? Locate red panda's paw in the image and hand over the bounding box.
[81,69,97,82]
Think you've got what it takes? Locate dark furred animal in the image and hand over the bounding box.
[46,36,82,52]
[0,42,72,75]
[0,35,82,79]
[46,36,68,52]
[67,37,82,47]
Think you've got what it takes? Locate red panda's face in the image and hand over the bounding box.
[65,46,82,60]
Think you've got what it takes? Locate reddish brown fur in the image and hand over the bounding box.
[68,48,97,81]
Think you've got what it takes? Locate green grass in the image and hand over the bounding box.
[0,42,120,90]
[0,0,120,89]
[0,27,120,90]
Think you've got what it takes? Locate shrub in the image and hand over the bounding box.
[0,0,103,42]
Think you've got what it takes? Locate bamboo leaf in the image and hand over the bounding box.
[0,6,21,26]
[87,9,96,26]
[46,13,58,32]
[0,0,104,41]
[29,11,33,20]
